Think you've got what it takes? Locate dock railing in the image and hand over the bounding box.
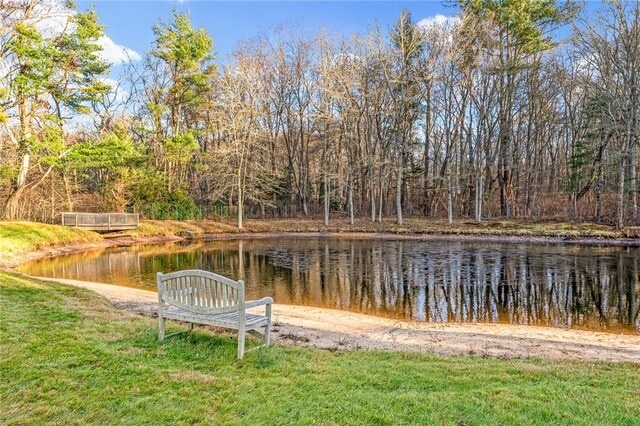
[61,212,139,231]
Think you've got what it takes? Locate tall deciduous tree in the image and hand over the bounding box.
[457,0,578,218]
[1,2,109,219]
[573,0,640,229]
[387,9,423,225]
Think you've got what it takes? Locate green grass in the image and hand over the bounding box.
[0,221,101,259]
[1,271,639,425]
[126,219,239,238]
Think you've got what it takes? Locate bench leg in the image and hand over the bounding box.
[237,328,246,359]
[158,314,165,341]
[264,321,271,347]
[189,322,194,331]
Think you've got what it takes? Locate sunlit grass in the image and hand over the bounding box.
[0,221,101,258]
[1,271,638,425]
[126,219,239,238]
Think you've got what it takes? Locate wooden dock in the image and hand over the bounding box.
[61,212,139,231]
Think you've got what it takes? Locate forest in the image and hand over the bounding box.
[1,0,639,229]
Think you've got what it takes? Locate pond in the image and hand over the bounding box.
[20,237,640,334]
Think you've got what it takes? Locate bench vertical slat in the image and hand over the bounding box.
[172,278,177,300]
[202,277,207,307]
[171,278,180,300]
[209,279,218,308]
[205,277,212,308]
[188,276,194,305]
[195,276,201,307]
[172,277,177,303]
[210,278,216,307]
[221,283,227,308]
[209,278,214,307]
[206,277,212,307]
[203,277,210,308]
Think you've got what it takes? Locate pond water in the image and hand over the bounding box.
[20,237,640,333]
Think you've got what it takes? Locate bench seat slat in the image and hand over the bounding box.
[164,308,269,330]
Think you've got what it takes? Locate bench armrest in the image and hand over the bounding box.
[244,297,273,309]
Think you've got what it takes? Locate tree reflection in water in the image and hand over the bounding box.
[22,238,640,333]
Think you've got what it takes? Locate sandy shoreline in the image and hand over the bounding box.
[27,276,639,362]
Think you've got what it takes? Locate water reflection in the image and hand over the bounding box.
[21,238,640,333]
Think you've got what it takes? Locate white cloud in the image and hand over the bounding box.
[97,36,142,65]
[15,0,141,65]
[27,0,71,37]
[417,15,460,30]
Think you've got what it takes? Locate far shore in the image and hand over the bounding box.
[2,218,639,270]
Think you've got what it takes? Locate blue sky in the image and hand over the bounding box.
[79,1,458,63]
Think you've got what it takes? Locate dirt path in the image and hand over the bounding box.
[42,277,640,362]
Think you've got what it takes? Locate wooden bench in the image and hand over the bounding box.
[157,269,273,359]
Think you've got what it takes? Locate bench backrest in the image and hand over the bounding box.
[157,269,245,315]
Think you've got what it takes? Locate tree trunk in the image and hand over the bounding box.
[237,176,244,229]
[348,172,355,225]
[377,175,384,223]
[4,151,30,220]
[324,171,330,226]
[447,173,453,225]
[476,173,483,223]
[396,155,403,226]
[617,151,626,229]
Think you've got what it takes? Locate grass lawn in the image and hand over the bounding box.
[1,271,638,425]
[0,221,101,258]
